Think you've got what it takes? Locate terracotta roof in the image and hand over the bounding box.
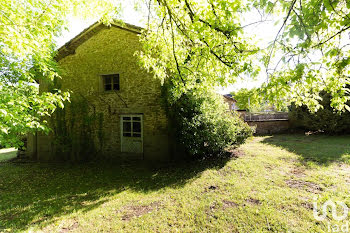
[56,21,143,61]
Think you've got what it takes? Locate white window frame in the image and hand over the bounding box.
[120,114,143,153]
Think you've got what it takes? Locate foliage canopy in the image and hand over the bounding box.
[0,0,121,147]
[139,0,350,112]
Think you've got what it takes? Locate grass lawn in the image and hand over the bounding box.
[0,148,17,162]
[1,134,350,232]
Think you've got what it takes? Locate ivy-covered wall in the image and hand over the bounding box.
[30,24,170,160]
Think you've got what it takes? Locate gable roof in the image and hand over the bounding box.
[56,21,143,61]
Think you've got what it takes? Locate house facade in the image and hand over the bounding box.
[26,22,171,161]
[223,94,238,111]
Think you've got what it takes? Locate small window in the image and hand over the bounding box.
[102,74,119,91]
[121,115,142,138]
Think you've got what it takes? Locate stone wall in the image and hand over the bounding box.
[246,120,290,135]
[223,96,235,111]
[30,25,171,161]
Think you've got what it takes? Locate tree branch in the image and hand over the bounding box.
[313,25,350,47]
[266,0,297,74]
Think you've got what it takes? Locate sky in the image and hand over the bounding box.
[56,2,146,48]
[56,2,280,95]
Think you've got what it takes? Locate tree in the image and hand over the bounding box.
[258,0,350,112]
[231,88,289,112]
[0,0,121,147]
[139,0,260,100]
[139,0,350,113]
[289,91,350,134]
[137,0,258,156]
[231,88,263,111]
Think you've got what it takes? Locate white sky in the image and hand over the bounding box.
[56,3,280,95]
[56,3,145,48]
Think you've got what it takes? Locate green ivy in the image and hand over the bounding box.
[50,96,105,161]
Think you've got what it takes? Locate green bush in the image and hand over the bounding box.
[289,92,350,134]
[166,87,253,158]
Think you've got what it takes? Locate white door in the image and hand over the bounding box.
[120,115,143,153]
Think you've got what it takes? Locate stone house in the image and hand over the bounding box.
[26,21,171,161]
[223,94,238,111]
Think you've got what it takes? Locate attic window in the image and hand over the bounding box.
[102,74,120,91]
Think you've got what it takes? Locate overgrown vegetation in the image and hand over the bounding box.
[50,96,105,161]
[289,91,350,134]
[165,86,252,157]
[231,88,289,112]
[139,0,350,115]
[0,0,122,148]
[1,135,350,232]
[0,52,69,148]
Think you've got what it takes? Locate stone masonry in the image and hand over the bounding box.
[27,22,171,161]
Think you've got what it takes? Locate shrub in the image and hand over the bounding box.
[166,87,253,158]
[289,92,350,134]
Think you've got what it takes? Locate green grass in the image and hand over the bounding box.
[1,134,350,232]
[0,148,17,162]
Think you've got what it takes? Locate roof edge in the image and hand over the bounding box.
[55,21,143,61]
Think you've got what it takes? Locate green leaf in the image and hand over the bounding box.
[345,105,350,112]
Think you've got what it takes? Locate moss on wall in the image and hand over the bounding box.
[34,25,170,161]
